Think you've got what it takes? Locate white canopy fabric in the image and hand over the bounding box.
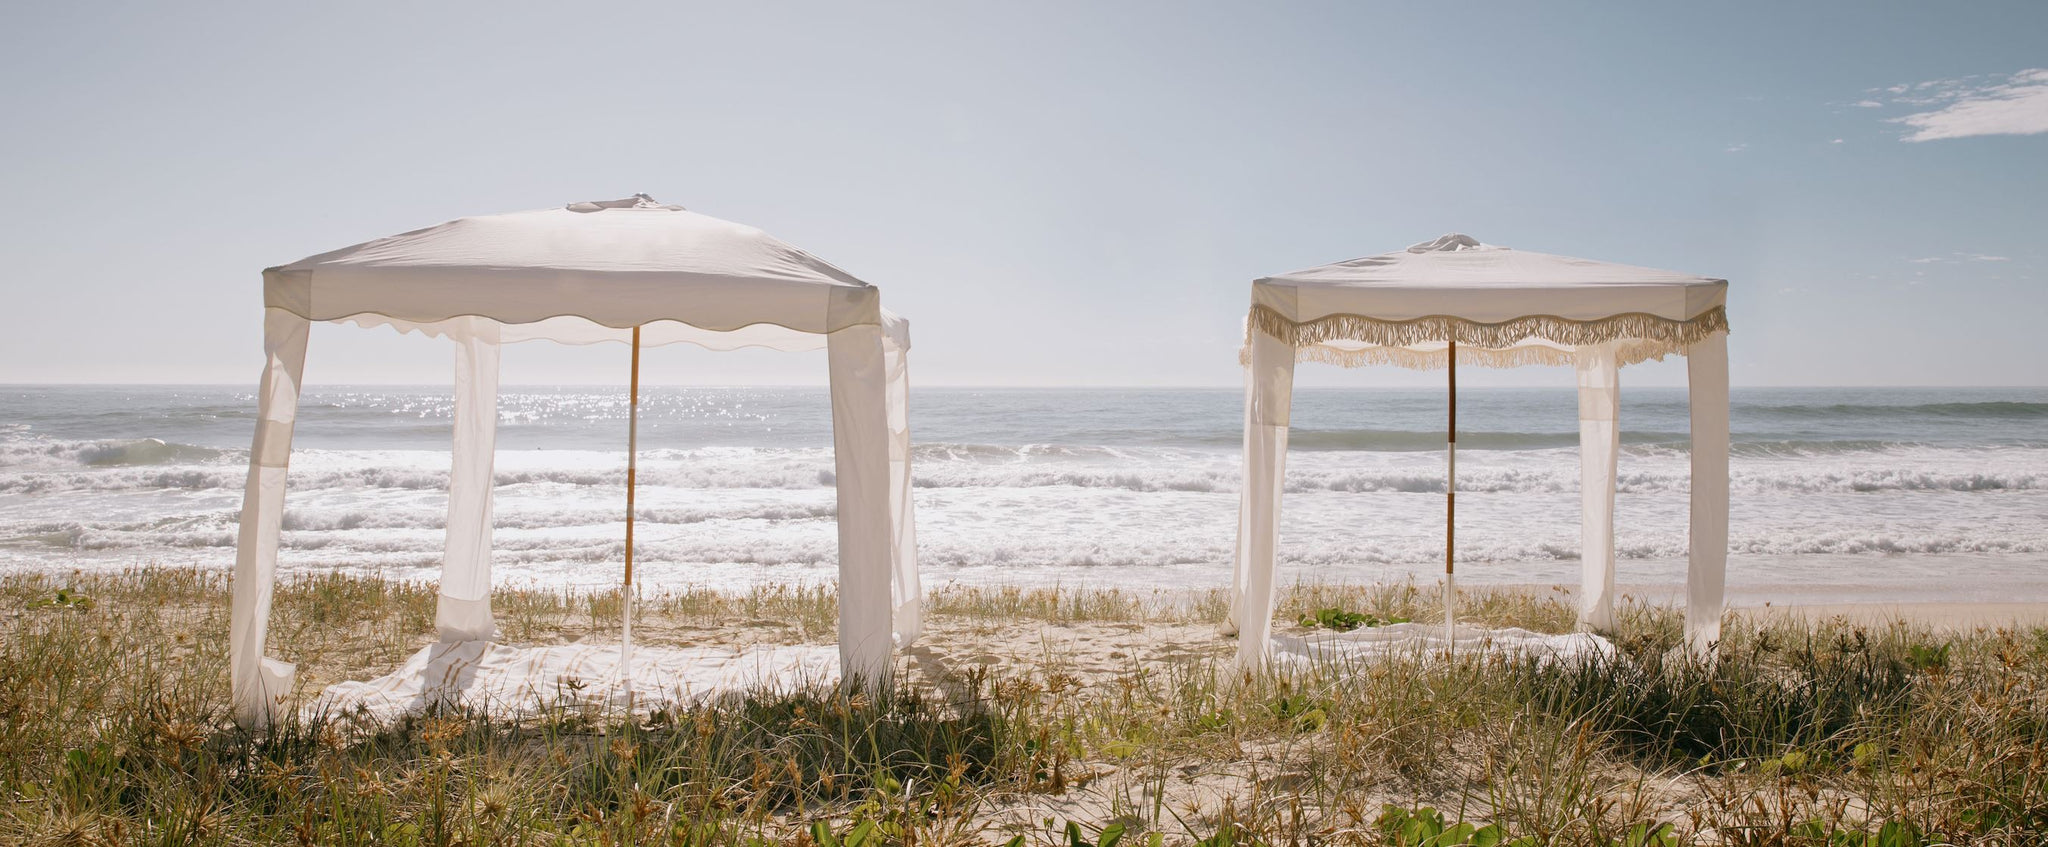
[231,195,920,728]
[1229,234,1729,666]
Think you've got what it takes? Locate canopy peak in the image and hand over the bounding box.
[566,193,685,213]
[1406,233,1493,253]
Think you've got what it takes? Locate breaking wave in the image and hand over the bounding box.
[5,386,2045,598]
[0,438,230,469]
[1750,401,2048,420]
[3,441,2042,497]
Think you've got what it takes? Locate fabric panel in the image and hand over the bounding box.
[827,315,895,685]
[1686,332,1730,652]
[262,268,312,316]
[230,309,309,728]
[437,318,501,642]
[884,339,922,644]
[1576,343,1621,631]
[1232,326,1296,668]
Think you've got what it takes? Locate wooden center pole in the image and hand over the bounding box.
[1446,339,1457,649]
[623,325,641,694]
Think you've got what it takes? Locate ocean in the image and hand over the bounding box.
[2,386,2044,604]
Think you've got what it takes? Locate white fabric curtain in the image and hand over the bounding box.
[436,317,501,642]
[235,200,922,727]
[229,308,310,728]
[1232,239,1728,667]
[1230,325,1296,668]
[230,313,918,724]
[1575,342,1620,631]
[826,292,896,685]
[1229,328,1731,667]
[1686,331,1730,651]
[884,338,922,644]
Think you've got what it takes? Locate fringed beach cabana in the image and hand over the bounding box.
[1228,234,1729,665]
[231,195,919,727]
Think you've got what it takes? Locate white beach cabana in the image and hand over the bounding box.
[1228,234,1729,665]
[231,195,919,727]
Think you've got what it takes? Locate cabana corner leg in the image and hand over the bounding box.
[828,316,895,688]
[883,339,922,646]
[1234,327,1295,669]
[1575,343,1621,631]
[1686,332,1730,653]
[437,318,501,643]
[230,308,309,729]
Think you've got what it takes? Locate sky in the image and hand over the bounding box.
[0,2,2042,388]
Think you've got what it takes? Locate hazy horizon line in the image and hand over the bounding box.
[5,382,2045,391]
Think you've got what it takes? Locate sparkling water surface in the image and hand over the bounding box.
[2,385,2043,603]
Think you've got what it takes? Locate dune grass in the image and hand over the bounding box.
[3,568,2045,845]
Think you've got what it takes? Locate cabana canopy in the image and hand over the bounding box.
[232,195,919,726]
[1229,234,1729,665]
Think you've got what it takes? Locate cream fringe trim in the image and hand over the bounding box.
[1241,305,1728,370]
[1278,338,1684,370]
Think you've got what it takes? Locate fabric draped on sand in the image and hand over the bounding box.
[313,642,842,724]
[1230,234,1730,669]
[231,196,919,727]
[1270,623,1616,668]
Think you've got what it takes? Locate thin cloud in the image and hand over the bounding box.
[1907,253,2012,264]
[1882,69,2048,142]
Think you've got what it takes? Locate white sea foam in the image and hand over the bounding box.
[2,387,2044,603]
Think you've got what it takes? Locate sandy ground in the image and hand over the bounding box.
[898,601,2048,691]
[904,617,1236,693]
[887,601,2048,831]
[896,616,1251,829]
